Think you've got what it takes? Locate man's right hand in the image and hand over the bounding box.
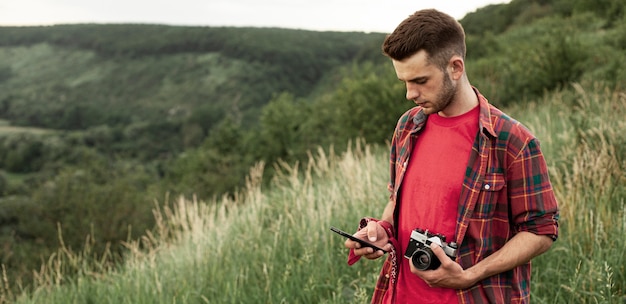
[344,220,392,259]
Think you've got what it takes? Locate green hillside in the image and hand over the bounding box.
[0,24,390,289]
[0,0,625,301]
[0,25,385,148]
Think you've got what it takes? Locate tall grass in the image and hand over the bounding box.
[508,83,625,303]
[2,84,624,303]
[4,141,390,303]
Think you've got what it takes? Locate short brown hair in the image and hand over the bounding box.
[382,9,466,70]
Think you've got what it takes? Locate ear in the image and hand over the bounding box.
[448,55,465,80]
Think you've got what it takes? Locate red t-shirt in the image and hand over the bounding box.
[386,106,479,303]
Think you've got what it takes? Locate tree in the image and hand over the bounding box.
[258,93,308,163]
[330,62,407,145]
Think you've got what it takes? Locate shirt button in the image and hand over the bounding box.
[484,184,491,190]
[385,274,390,278]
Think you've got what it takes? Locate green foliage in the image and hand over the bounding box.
[0,27,385,159]
[0,134,44,172]
[467,14,594,106]
[162,116,252,198]
[0,25,385,63]
[0,157,158,286]
[463,0,625,104]
[462,0,625,34]
[571,0,625,26]
[461,0,533,35]
[0,65,12,84]
[258,93,309,163]
[0,171,7,196]
[254,62,406,167]
[329,62,407,145]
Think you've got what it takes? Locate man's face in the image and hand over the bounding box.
[392,50,457,116]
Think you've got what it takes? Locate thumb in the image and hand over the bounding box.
[430,243,449,261]
[366,221,379,242]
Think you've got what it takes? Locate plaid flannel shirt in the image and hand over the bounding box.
[372,88,559,304]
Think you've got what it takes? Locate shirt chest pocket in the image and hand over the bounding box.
[471,173,507,219]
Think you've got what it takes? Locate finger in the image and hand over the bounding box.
[345,237,365,250]
[363,248,384,260]
[429,243,450,263]
[408,257,426,277]
[354,246,374,257]
[344,238,355,249]
[366,221,379,242]
[383,243,394,252]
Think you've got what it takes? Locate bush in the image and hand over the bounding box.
[468,16,589,106]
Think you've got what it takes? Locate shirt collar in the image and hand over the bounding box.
[410,86,496,138]
[474,87,497,138]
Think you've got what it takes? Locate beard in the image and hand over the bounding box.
[432,71,457,114]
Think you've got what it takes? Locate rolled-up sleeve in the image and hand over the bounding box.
[508,138,559,240]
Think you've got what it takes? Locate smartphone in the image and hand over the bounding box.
[330,226,387,253]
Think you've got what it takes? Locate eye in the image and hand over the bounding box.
[411,77,428,85]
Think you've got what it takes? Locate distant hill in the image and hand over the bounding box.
[0,25,386,156]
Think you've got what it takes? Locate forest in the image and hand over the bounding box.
[0,0,624,298]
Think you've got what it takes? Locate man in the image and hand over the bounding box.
[344,9,559,304]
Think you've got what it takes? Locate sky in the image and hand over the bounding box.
[0,0,510,33]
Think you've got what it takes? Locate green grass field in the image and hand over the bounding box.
[2,83,624,303]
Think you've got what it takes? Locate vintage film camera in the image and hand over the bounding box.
[403,228,458,270]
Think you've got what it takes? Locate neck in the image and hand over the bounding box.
[438,80,478,117]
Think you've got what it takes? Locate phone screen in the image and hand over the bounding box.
[330,226,387,253]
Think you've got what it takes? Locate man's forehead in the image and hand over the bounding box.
[392,50,436,79]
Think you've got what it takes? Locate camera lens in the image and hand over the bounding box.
[418,254,430,264]
[411,248,441,270]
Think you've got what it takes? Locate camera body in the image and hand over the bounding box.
[403,228,458,270]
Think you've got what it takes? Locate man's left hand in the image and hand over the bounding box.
[409,243,475,289]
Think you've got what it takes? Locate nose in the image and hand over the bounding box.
[406,83,420,101]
